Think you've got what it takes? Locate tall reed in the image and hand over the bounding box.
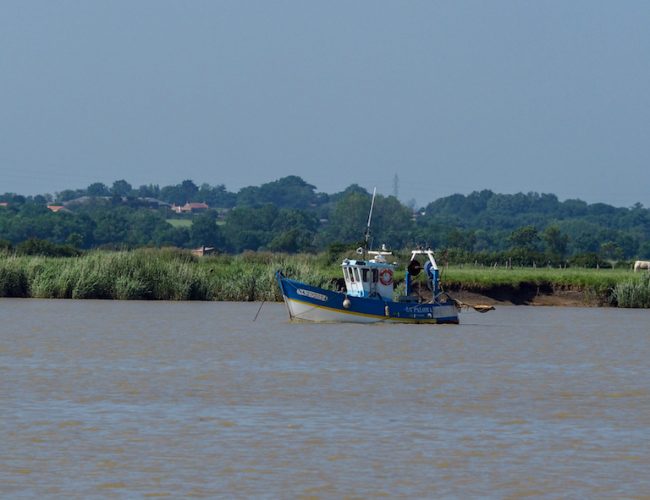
[200,252,336,301]
[611,273,650,308]
[1,249,215,300]
[0,256,29,297]
[2,249,649,307]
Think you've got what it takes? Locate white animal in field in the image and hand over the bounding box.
[634,260,650,272]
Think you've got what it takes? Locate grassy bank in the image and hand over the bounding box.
[1,249,649,307]
[0,249,339,302]
[439,266,642,306]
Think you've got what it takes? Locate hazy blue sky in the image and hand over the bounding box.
[1,1,649,207]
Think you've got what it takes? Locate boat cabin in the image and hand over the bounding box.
[341,251,395,300]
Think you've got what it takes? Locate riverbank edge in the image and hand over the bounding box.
[446,284,609,307]
[0,282,607,307]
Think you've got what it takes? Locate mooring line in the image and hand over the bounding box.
[253,301,265,321]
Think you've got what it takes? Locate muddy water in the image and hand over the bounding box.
[1,299,649,498]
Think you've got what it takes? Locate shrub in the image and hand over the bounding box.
[16,238,81,257]
[569,253,610,269]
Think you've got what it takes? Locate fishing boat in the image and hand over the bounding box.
[276,248,461,324]
[276,189,464,324]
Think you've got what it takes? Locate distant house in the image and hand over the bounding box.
[0,202,8,208]
[140,197,171,209]
[63,196,95,206]
[172,202,209,214]
[47,205,71,213]
[191,246,217,257]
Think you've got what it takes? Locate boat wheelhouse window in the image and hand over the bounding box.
[353,268,361,282]
[372,269,378,283]
[346,267,354,282]
[362,268,369,282]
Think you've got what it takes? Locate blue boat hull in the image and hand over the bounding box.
[276,273,459,324]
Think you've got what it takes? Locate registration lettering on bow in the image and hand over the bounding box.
[404,305,431,314]
[297,288,328,302]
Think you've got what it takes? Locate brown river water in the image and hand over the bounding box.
[1,299,649,498]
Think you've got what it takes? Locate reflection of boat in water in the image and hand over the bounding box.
[276,189,462,324]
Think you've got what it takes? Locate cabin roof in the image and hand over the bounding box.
[342,259,394,268]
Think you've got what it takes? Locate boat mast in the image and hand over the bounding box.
[364,187,377,251]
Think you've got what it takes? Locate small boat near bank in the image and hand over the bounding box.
[276,187,465,324]
[276,247,461,324]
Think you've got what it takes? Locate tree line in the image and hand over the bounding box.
[1,176,649,266]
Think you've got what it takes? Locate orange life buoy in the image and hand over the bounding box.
[379,268,393,286]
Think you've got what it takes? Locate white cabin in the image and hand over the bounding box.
[341,251,395,300]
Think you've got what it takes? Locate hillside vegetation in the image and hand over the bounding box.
[1,176,649,266]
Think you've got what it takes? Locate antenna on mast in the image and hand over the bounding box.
[364,187,377,249]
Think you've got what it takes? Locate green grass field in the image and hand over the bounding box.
[166,219,193,228]
[440,265,639,293]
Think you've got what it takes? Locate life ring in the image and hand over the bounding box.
[379,268,393,286]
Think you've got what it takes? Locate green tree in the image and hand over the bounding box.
[600,241,623,261]
[93,209,130,245]
[198,183,237,208]
[445,228,477,252]
[154,226,191,247]
[322,192,372,245]
[237,176,318,209]
[507,225,543,265]
[638,240,650,259]
[111,180,133,197]
[136,184,161,198]
[66,232,84,248]
[87,182,110,197]
[508,226,540,251]
[159,181,200,205]
[370,196,414,248]
[267,208,319,252]
[267,228,307,252]
[223,205,279,252]
[191,212,224,248]
[124,211,169,246]
[56,189,84,202]
[542,225,569,260]
[180,180,199,203]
